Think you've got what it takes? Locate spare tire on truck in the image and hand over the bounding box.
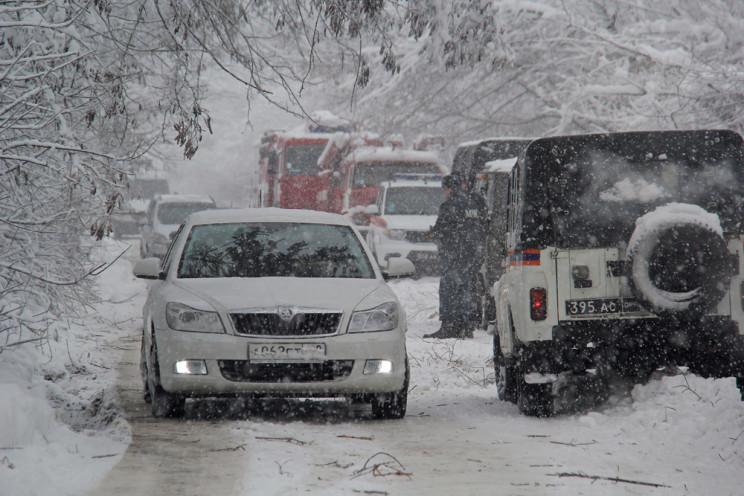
[626,203,733,320]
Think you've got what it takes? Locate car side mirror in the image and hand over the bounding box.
[133,257,164,280]
[383,257,415,279]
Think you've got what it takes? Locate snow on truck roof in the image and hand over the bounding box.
[382,173,443,188]
[344,146,443,164]
[187,207,353,226]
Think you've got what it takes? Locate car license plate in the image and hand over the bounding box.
[565,298,642,315]
[248,343,326,362]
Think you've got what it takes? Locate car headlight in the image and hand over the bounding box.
[166,302,225,333]
[384,229,406,240]
[348,301,399,333]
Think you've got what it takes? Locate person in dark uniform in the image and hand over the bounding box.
[424,173,489,339]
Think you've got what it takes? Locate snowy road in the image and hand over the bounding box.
[85,253,744,496]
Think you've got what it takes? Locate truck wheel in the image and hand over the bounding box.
[493,335,518,403]
[627,203,732,319]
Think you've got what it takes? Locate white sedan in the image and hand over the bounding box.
[133,208,413,419]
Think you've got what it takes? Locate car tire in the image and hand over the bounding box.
[147,341,185,418]
[140,334,151,404]
[627,204,733,319]
[493,335,518,404]
[371,359,409,420]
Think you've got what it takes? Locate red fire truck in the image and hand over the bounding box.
[257,113,355,209]
[257,113,446,231]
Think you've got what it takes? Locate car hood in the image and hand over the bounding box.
[171,277,394,313]
[379,214,438,231]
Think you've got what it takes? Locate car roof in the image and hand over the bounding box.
[187,207,354,226]
[154,194,215,204]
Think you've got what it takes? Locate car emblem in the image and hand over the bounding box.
[278,307,294,321]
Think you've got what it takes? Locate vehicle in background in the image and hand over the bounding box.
[133,207,414,419]
[257,112,356,210]
[111,178,170,238]
[140,194,216,259]
[450,138,532,189]
[327,147,446,235]
[450,138,534,327]
[367,174,444,276]
[491,130,744,416]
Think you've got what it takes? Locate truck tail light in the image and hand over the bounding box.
[530,288,547,321]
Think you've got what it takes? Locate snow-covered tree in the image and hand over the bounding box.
[0,1,216,349]
[314,0,744,146]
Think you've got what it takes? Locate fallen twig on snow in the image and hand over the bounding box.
[315,460,354,469]
[255,436,309,446]
[549,439,598,447]
[549,471,671,488]
[351,452,411,480]
[337,434,374,441]
[211,444,247,452]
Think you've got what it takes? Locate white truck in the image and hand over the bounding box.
[366,174,444,276]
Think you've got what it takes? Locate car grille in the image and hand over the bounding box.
[405,231,432,244]
[231,310,342,336]
[218,360,354,383]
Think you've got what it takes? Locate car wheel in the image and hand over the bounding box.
[627,203,733,320]
[493,335,519,404]
[140,334,151,404]
[147,341,185,418]
[371,359,409,420]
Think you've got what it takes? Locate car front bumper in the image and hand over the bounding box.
[154,327,408,397]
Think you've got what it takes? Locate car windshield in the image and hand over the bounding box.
[177,222,375,279]
[384,187,444,215]
[284,143,327,176]
[157,202,214,225]
[521,131,744,248]
[353,163,441,188]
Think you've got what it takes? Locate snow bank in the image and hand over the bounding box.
[0,239,136,496]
